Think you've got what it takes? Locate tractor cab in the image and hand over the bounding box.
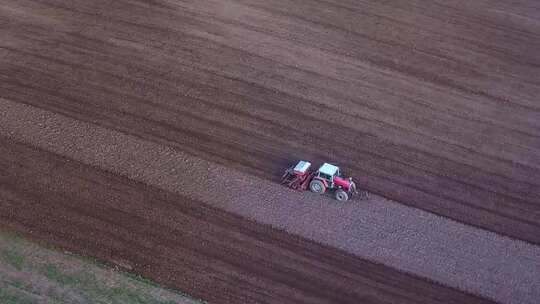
[316,163,339,186]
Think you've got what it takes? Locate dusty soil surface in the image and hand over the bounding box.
[1,0,540,243]
[2,99,539,304]
[1,0,540,303]
[0,138,493,304]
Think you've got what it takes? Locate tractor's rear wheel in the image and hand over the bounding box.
[309,179,326,194]
[335,189,349,202]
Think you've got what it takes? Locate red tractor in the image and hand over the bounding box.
[281,161,369,202]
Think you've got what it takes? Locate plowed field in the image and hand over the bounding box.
[1,0,539,303]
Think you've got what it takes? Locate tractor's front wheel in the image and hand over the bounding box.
[309,179,326,194]
[335,189,349,202]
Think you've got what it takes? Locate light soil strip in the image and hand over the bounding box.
[1,98,539,304]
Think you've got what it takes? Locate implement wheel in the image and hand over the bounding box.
[309,179,326,194]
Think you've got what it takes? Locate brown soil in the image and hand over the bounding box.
[0,138,493,304]
[1,0,539,303]
[1,0,539,243]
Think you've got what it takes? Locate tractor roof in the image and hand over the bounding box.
[319,163,339,176]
